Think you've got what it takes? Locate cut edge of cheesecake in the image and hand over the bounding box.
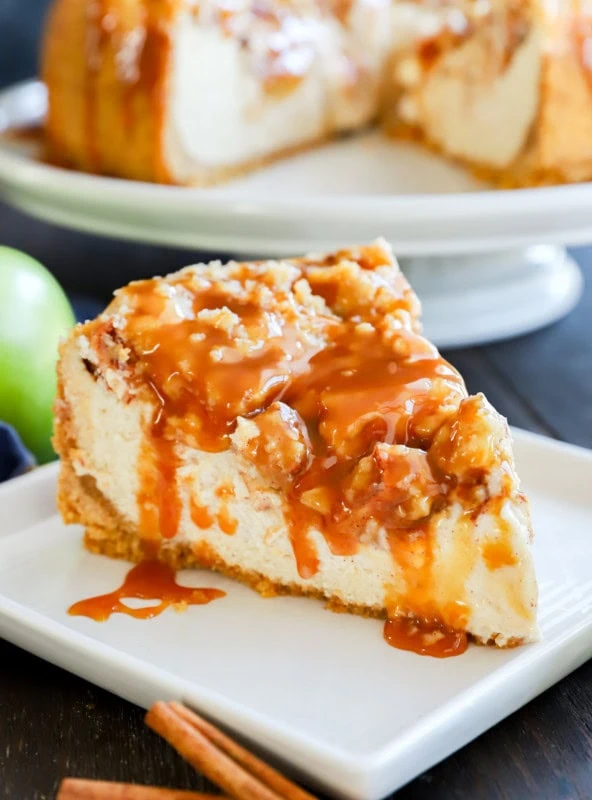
[53,240,539,649]
[387,1,592,188]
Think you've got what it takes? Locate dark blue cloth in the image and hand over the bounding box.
[71,295,104,323]
[0,422,36,481]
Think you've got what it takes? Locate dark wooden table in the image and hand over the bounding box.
[0,200,590,799]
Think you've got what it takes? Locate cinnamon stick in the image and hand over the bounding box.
[58,778,224,799]
[169,703,316,800]
[145,703,293,800]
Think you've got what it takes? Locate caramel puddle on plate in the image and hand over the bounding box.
[384,616,468,658]
[68,560,226,622]
[68,561,466,659]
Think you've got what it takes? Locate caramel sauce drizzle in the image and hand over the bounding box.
[384,616,468,659]
[217,506,239,535]
[482,538,517,570]
[86,256,498,657]
[572,13,592,91]
[68,560,225,622]
[84,0,107,172]
[190,496,215,529]
[214,484,238,534]
[82,0,175,181]
[281,327,463,579]
[2,125,44,144]
[416,4,530,76]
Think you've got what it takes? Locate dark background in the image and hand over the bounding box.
[0,3,591,799]
[0,0,48,88]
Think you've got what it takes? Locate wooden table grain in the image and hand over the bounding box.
[0,201,590,800]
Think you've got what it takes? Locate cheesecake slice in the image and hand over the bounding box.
[54,241,538,649]
[388,0,592,186]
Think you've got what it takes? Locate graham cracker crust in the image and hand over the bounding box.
[180,131,342,188]
[45,125,339,187]
[384,120,592,190]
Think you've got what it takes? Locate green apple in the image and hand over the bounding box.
[0,247,75,463]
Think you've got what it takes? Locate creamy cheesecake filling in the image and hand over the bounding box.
[389,2,542,169]
[58,242,537,650]
[169,9,329,170]
[167,0,391,173]
[418,25,541,168]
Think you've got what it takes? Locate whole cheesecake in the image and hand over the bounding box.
[42,0,592,186]
[54,241,538,652]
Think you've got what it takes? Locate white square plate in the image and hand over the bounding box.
[0,429,591,799]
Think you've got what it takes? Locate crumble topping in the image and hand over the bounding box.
[429,393,513,485]
[233,403,312,483]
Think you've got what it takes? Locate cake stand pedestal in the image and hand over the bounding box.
[400,245,584,349]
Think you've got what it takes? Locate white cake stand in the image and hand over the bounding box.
[401,246,583,348]
[0,81,587,348]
